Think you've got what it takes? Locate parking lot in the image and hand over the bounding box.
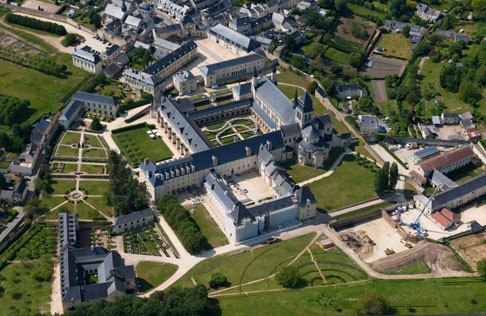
[363,54,407,78]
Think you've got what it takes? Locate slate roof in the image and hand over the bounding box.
[430,169,457,190]
[431,173,486,210]
[73,46,100,63]
[144,40,197,75]
[173,70,196,83]
[198,53,265,76]
[159,97,212,152]
[232,82,252,98]
[209,24,259,52]
[280,123,302,138]
[73,91,117,107]
[336,83,367,100]
[254,76,295,125]
[113,209,155,226]
[30,118,51,144]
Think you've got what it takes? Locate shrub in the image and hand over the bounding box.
[275,266,301,288]
[6,13,66,35]
[356,291,391,315]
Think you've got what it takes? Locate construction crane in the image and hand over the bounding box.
[410,185,442,236]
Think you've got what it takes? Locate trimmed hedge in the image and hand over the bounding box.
[6,13,67,36]
[111,122,156,134]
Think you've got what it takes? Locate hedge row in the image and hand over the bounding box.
[6,13,67,36]
[111,122,156,134]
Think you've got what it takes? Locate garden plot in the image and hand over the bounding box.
[202,117,261,146]
[123,227,173,257]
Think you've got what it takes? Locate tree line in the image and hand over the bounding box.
[63,285,213,316]
[6,13,66,36]
[0,95,30,126]
[157,194,207,255]
[0,47,68,77]
[106,151,148,216]
[374,161,398,195]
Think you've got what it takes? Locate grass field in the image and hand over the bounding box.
[382,260,432,275]
[377,33,412,60]
[187,204,228,249]
[44,203,74,219]
[82,148,107,159]
[51,162,78,174]
[276,68,310,87]
[347,3,386,19]
[325,47,351,65]
[76,201,105,220]
[135,261,178,293]
[85,197,113,217]
[49,179,76,194]
[283,161,326,183]
[112,126,173,166]
[332,202,395,222]
[84,135,103,148]
[308,155,377,212]
[78,180,111,196]
[60,131,81,146]
[171,233,315,289]
[41,196,68,210]
[0,262,52,316]
[420,59,485,116]
[0,52,90,125]
[215,277,486,315]
[80,164,105,174]
[55,145,79,158]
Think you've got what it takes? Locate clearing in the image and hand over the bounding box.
[135,261,178,293]
[376,33,412,60]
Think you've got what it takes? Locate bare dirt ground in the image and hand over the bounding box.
[363,54,407,78]
[21,0,60,14]
[372,240,464,273]
[451,232,486,268]
[336,16,376,49]
[371,79,387,102]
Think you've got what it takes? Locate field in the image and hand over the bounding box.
[85,197,113,217]
[135,261,178,293]
[324,47,351,65]
[450,232,486,267]
[0,40,90,125]
[336,16,376,50]
[60,131,81,146]
[377,33,412,60]
[347,3,386,19]
[171,233,316,289]
[308,155,377,212]
[77,180,111,196]
[381,260,432,275]
[420,59,485,116]
[76,201,105,220]
[186,204,228,248]
[215,277,486,315]
[82,148,107,159]
[112,125,173,166]
[54,145,79,158]
[332,202,395,222]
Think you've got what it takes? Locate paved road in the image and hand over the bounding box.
[0,207,25,245]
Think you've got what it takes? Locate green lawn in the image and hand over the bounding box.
[51,161,78,174]
[282,161,326,183]
[41,196,68,211]
[80,163,105,174]
[78,180,111,196]
[82,148,107,159]
[325,47,351,65]
[0,262,52,316]
[381,260,432,275]
[85,197,113,217]
[49,179,76,195]
[332,202,395,222]
[420,59,485,116]
[276,68,310,86]
[171,233,315,289]
[216,277,486,315]
[55,145,79,158]
[44,203,74,219]
[112,126,173,166]
[84,135,104,148]
[446,163,485,184]
[347,3,386,19]
[135,261,178,293]
[60,131,81,146]
[0,53,90,125]
[308,155,377,212]
[186,204,228,249]
[277,84,326,115]
[76,201,105,220]
[377,33,412,60]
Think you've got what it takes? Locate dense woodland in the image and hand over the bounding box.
[6,13,67,36]
[0,95,32,152]
[157,195,207,255]
[106,151,149,216]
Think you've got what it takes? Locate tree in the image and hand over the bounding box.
[458,80,482,106]
[374,168,387,195]
[276,266,301,288]
[357,96,374,113]
[478,259,486,280]
[0,173,6,190]
[440,64,461,93]
[471,0,486,20]
[382,161,390,190]
[62,33,78,47]
[389,162,399,190]
[89,117,103,131]
[349,52,365,69]
[209,273,227,288]
[402,25,410,38]
[307,81,318,94]
[91,13,102,29]
[356,291,391,315]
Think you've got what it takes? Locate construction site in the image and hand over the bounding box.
[333,197,485,274]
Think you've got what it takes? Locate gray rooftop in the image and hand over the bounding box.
[209,24,259,52]
[199,53,265,77]
[113,209,155,226]
[254,76,295,125]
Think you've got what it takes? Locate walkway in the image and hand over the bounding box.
[297,149,350,186]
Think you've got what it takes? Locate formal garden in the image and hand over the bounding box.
[123,226,173,257]
[202,118,262,146]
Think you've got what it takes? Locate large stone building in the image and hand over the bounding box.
[59,92,118,129]
[208,24,260,55]
[72,46,102,74]
[58,213,136,311]
[143,40,198,79]
[123,68,163,96]
[173,70,198,95]
[198,53,266,87]
[112,209,156,234]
